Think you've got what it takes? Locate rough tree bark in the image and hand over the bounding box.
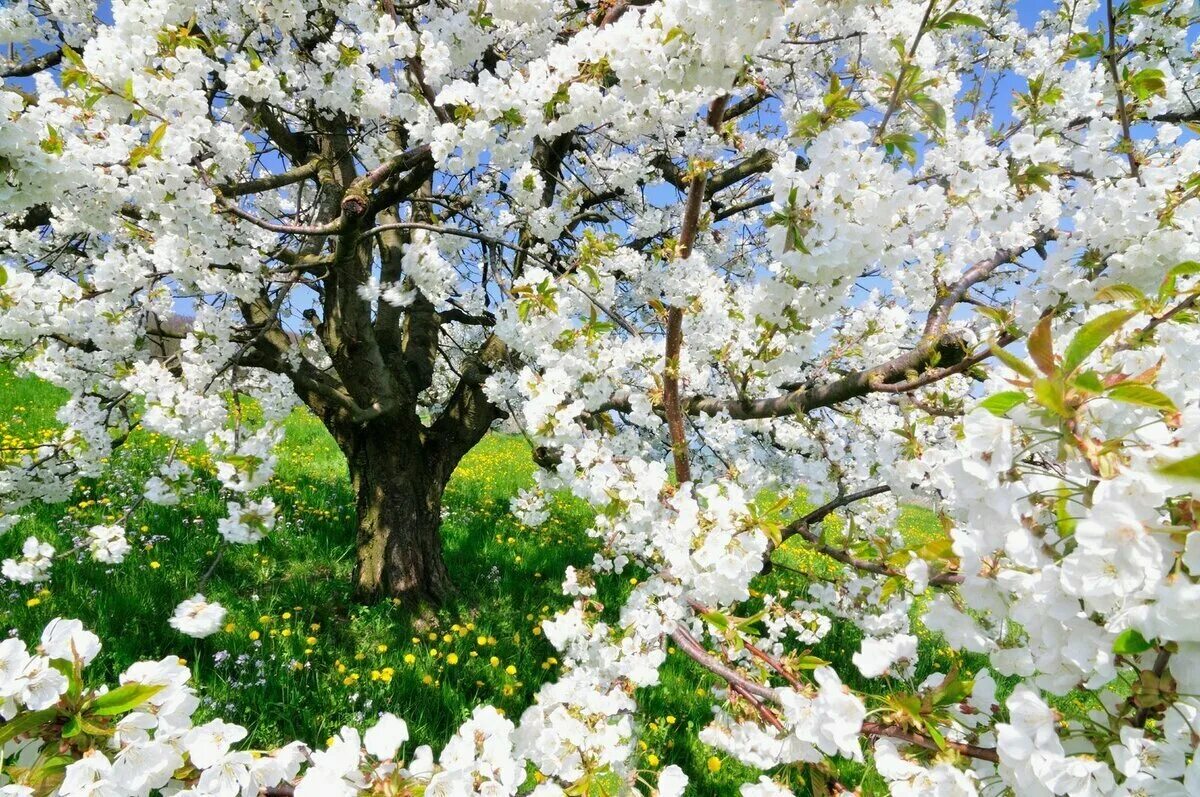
[307,329,506,606]
[341,422,452,604]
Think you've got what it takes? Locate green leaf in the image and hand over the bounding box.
[1128,68,1168,102]
[1032,378,1070,417]
[1067,31,1105,59]
[881,132,917,164]
[1072,370,1105,394]
[1127,0,1167,14]
[912,93,947,130]
[935,11,987,28]
[50,658,83,703]
[1093,283,1146,304]
[0,708,57,745]
[699,610,730,631]
[26,751,75,782]
[1106,384,1177,413]
[0,265,7,288]
[1167,260,1200,278]
[792,110,824,141]
[735,609,768,629]
[978,390,1028,417]
[1019,162,1061,191]
[147,122,168,150]
[78,716,114,737]
[988,341,1035,379]
[62,714,83,738]
[922,718,949,752]
[89,683,163,716]
[929,668,975,706]
[1054,489,1077,537]
[60,44,84,67]
[1160,261,1200,301]
[1113,628,1153,655]
[1160,453,1200,480]
[1061,309,1134,374]
[40,125,63,156]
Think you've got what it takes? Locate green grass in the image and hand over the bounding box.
[0,368,967,794]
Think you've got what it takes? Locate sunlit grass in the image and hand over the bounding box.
[0,368,960,794]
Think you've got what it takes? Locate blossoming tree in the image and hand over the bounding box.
[5,0,1200,793]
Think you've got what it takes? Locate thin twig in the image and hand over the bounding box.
[663,95,729,484]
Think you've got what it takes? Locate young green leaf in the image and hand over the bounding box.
[934,11,987,28]
[1032,378,1070,417]
[1093,283,1146,305]
[1160,261,1200,301]
[1158,453,1200,480]
[1106,384,1177,413]
[0,708,58,745]
[1128,68,1168,102]
[1061,309,1133,374]
[1113,628,1153,655]
[988,341,1036,379]
[978,390,1028,417]
[89,683,164,716]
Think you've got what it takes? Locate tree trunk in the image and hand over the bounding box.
[344,427,453,605]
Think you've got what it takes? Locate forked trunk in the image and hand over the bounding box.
[345,428,453,605]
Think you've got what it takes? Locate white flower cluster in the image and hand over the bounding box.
[1,536,54,585]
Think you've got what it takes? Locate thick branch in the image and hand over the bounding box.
[219,159,322,197]
[239,99,310,163]
[606,329,981,421]
[924,233,1054,337]
[1,48,63,78]
[438,307,496,326]
[653,149,775,197]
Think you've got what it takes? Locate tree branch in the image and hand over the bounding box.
[670,624,996,762]
[664,95,729,484]
[1,48,63,78]
[219,159,322,197]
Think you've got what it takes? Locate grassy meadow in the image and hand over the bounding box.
[0,368,1003,794]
